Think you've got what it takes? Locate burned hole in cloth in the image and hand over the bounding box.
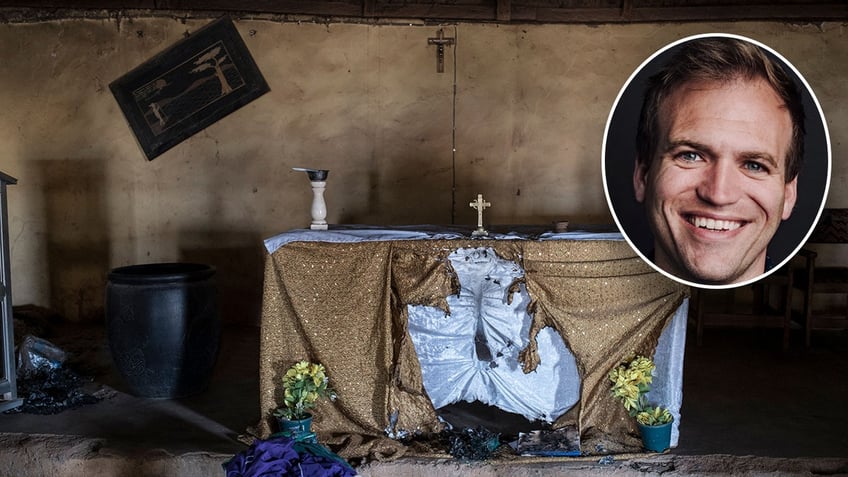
[407,247,579,430]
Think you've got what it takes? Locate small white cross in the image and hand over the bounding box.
[469,194,491,237]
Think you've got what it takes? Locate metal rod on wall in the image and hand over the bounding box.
[450,26,458,225]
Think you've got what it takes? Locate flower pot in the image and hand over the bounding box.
[638,421,672,452]
[277,414,317,443]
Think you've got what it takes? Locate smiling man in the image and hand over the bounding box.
[633,37,805,285]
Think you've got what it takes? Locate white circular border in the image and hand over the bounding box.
[601,32,832,290]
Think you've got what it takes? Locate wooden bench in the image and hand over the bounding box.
[794,208,848,347]
[692,267,796,352]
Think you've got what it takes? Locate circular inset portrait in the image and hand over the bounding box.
[603,33,831,289]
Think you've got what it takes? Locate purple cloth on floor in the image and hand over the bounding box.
[225,436,356,477]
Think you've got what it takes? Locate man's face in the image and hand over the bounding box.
[634,77,797,285]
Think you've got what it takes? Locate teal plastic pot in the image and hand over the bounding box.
[277,414,317,443]
[638,421,672,452]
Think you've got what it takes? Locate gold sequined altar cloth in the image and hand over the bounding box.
[257,235,688,460]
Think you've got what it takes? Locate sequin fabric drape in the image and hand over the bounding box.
[257,239,687,460]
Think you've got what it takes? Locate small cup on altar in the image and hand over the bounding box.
[306,169,328,182]
[292,167,329,182]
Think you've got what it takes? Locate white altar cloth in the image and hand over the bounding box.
[264,224,626,254]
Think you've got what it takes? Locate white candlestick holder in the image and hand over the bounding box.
[293,168,330,230]
[309,180,328,230]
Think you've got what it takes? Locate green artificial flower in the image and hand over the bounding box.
[636,406,673,426]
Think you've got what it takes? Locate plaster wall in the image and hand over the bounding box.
[0,17,845,323]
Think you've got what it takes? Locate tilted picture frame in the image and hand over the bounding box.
[110,16,269,161]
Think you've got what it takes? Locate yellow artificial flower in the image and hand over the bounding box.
[274,360,337,420]
[609,354,670,423]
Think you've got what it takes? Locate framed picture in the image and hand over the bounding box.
[110,16,269,161]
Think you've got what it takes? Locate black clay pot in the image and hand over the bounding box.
[106,263,220,399]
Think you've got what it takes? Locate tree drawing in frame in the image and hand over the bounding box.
[136,42,242,136]
[111,16,269,160]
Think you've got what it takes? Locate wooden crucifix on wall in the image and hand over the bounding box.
[427,29,455,73]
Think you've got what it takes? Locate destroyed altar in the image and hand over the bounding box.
[258,225,689,459]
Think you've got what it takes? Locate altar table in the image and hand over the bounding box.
[257,225,689,459]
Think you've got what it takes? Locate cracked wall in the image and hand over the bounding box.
[0,16,845,322]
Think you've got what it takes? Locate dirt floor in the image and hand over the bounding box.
[1,306,847,476]
[1,434,847,477]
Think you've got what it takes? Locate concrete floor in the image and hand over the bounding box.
[1,316,847,476]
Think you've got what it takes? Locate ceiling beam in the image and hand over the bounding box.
[0,0,844,23]
[496,0,511,22]
[362,0,375,18]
